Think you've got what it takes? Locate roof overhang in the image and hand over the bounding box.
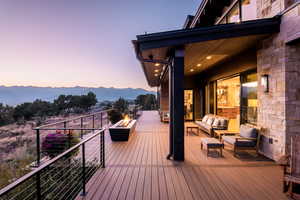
[133,17,281,87]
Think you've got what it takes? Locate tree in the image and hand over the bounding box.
[113,97,128,113]
[135,94,157,110]
[0,103,14,126]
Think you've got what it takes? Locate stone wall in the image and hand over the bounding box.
[257,4,300,160]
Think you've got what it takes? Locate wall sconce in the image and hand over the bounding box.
[261,74,269,93]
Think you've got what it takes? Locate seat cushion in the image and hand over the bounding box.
[206,117,215,125]
[240,124,258,139]
[212,118,220,127]
[202,115,209,123]
[222,136,256,147]
[219,118,229,129]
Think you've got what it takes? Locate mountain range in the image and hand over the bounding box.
[0,86,155,106]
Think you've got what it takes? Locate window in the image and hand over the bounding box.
[241,72,257,124]
[184,90,194,120]
[241,0,257,21]
[227,3,240,23]
[217,76,241,131]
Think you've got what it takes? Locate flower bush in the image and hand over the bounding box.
[42,130,79,159]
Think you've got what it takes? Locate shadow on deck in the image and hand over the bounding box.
[77,111,287,200]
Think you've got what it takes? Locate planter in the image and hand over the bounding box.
[109,119,137,141]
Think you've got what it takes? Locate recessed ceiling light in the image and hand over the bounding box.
[206,56,212,60]
[154,73,159,77]
[190,69,194,72]
[154,69,159,73]
[154,63,160,67]
[197,63,202,67]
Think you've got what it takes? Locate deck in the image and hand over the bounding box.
[77,111,287,200]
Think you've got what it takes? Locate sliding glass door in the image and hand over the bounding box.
[241,72,258,124]
[216,76,241,130]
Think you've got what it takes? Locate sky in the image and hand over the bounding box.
[0,0,201,90]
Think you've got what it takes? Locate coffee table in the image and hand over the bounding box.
[214,130,239,141]
[200,137,224,157]
[186,125,199,136]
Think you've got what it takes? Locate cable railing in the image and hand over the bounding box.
[0,129,105,200]
[33,109,111,166]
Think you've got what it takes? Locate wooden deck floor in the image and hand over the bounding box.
[77,111,287,200]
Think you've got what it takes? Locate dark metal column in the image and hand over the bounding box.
[167,63,174,160]
[172,48,185,161]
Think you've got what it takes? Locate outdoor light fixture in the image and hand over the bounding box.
[197,63,202,67]
[261,74,269,93]
[154,69,159,73]
[154,73,159,77]
[190,69,194,72]
[206,56,212,60]
[154,63,160,67]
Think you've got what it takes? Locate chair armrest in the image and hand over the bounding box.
[236,137,256,141]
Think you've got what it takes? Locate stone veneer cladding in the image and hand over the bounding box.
[257,1,300,160]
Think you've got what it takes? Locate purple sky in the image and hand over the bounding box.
[0,0,200,90]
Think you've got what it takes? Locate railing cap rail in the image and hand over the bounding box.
[35,109,112,130]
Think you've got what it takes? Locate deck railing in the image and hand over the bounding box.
[0,129,105,200]
[34,109,111,166]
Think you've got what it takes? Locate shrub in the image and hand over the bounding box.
[108,110,123,124]
[42,131,79,159]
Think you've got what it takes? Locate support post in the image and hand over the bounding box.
[172,48,185,161]
[167,63,174,160]
[100,112,103,128]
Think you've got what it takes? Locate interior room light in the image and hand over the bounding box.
[154,63,160,67]
[206,56,212,60]
[242,81,258,87]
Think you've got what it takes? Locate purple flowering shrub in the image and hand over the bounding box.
[42,132,79,159]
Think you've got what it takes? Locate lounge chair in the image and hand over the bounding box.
[222,124,260,156]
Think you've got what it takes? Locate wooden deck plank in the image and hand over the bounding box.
[77,111,288,200]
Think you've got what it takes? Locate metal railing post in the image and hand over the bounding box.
[80,117,83,139]
[92,115,95,131]
[81,143,86,196]
[36,129,40,166]
[100,112,103,128]
[101,131,105,168]
[36,171,41,200]
[64,121,67,134]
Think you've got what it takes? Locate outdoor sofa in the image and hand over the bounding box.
[222,124,260,156]
[194,114,229,137]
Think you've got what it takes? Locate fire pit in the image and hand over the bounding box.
[109,116,137,141]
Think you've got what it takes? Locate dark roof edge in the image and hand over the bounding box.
[136,16,281,50]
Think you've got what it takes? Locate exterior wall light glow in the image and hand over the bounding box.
[206,56,212,60]
[261,74,269,93]
[154,63,160,67]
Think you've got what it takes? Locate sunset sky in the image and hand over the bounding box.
[0,0,200,90]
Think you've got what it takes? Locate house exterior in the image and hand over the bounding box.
[133,0,300,161]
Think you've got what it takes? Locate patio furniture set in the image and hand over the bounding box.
[187,114,260,157]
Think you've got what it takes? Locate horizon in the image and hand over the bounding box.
[0,0,200,91]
